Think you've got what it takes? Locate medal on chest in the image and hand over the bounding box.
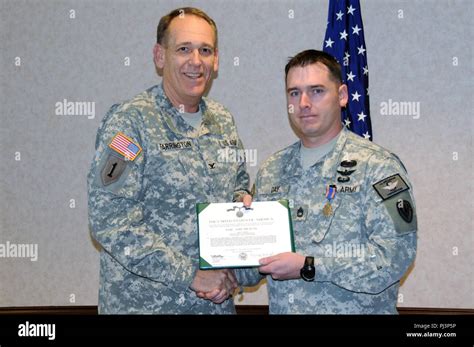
[323,184,337,217]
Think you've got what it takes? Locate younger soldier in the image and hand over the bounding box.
[251,50,417,314]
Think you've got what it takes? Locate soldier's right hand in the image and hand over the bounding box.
[191,269,238,304]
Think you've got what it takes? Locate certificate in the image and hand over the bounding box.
[197,200,295,269]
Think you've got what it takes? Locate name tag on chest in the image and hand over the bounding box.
[159,140,194,151]
[219,139,238,147]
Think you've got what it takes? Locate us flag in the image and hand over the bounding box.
[109,132,142,161]
[323,0,373,140]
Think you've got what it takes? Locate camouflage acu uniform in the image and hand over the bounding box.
[87,84,249,314]
[253,128,417,314]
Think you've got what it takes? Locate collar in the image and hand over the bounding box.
[320,128,348,181]
[153,83,224,138]
[282,142,304,181]
[282,128,349,181]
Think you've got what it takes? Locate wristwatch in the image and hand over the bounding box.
[300,256,315,282]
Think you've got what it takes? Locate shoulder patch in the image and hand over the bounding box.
[101,154,128,186]
[373,173,409,200]
[109,132,142,161]
[383,191,417,234]
[396,198,413,223]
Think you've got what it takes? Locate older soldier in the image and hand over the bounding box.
[246,50,417,314]
[87,7,250,314]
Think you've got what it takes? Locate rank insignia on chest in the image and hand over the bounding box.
[291,205,308,221]
[109,132,142,161]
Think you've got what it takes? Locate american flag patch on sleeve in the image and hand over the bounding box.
[108,132,142,161]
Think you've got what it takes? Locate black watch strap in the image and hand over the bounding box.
[304,256,314,267]
[300,256,315,282]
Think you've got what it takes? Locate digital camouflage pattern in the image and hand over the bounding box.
[88,84,249,314]
[250,128,417,314]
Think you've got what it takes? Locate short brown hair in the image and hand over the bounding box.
[285,49,342,84]
[157,7,218,47]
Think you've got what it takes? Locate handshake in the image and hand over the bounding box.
[190,269,239,304]
[190,194,252,304]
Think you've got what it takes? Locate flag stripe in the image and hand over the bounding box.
[109,133,142,160]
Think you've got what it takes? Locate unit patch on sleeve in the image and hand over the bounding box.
[101,154,128,186]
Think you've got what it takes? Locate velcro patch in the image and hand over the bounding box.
[373,174,409,200]
[219,138,238,147]
[159,140,193,151]
[267,185,289,195]
[109,132,142,161]
[291,205,309,222]
[101,154,127,186]
[337,185,360,194]
[396,198,413,223]
[382,191,417,234]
